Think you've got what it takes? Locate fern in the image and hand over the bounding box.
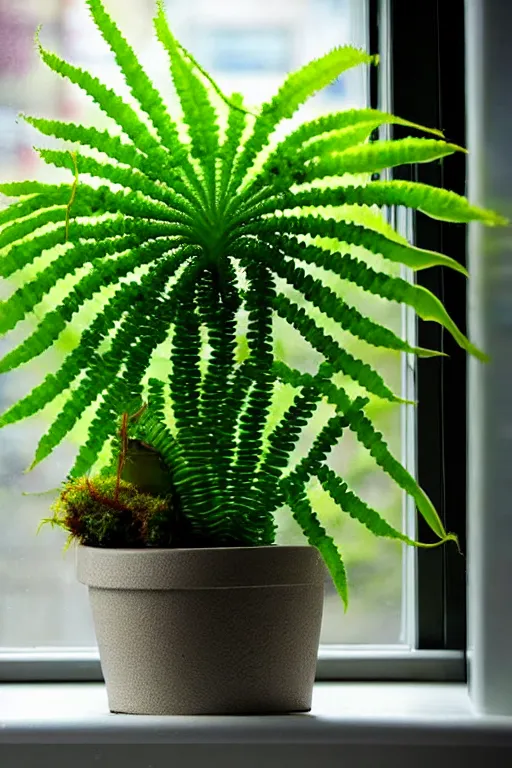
[154,2,219,201]
[282,477,349,607]
[272,294,403,402]
[1,0,503,606]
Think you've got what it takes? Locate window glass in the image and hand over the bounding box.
[0,0,404,649]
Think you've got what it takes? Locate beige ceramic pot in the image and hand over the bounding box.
[77,545,325,715]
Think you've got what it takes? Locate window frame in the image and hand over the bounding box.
[387,0,468,654]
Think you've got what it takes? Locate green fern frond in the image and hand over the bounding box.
[0,206,68,253]
[0,232,140,334]
[23,115,141,166]
[0,282,139,430]
[154,2,219,195]
[0,194,68,231]
[314,381,455,544]
[85,0,186,159]
[255,384,322,506]
[263,123,378,190]
[266,250,443,357]
[268,237,486,362]
[23,116,199,207]
[36,36,166,160]
[315,464,448,550]
[196,264,239,508]
[288,413,350,488]
[210,358,254,512]
[0,215,178,279]
[0,237,185,374]
[267,48,377,123]
[301,181,506,226]
[282,477,348,608]
[251,216,469,274]
[37,149,195,220]
[32,253,185,471]
[265,108,445,158]
[233,263,276,543]
[229,47,374,195]
[272,297,402,402]
[272,362,454,546]
[303,138,465,183]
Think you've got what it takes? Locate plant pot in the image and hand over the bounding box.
[77,544,325,715]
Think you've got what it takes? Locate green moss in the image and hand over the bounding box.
[46,475,174,548]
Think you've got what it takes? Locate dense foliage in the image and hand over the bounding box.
[0,0,503,606]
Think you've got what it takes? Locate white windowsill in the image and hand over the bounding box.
[1,681,512,747]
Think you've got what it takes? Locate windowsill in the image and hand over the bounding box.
[1,681,512,747]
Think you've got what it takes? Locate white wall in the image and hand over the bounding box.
[466,0,512,715]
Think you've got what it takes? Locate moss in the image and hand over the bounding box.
[47,475,174,548]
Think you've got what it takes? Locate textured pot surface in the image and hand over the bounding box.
[77,545,325,715]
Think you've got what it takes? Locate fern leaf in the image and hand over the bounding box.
[0,207,67,253]
[254,379,323,509]
[154,2,219,194]
[315,464,445,549]
[23,116,199,207]
[273,237,487,362]
[322,180,507,226]
[288,413,349,487]
[37,148,194,220]
[272,362,454,544]
[218,93,247,205]
[316,385,455,544]
[273,295,402,402]
[233,262,276,543]
[0,232,139,334]
[267,251,443,357]
[0,281,140,430]
[210,358,255,513]
[305,138,464,183]
[297,122,377,160]
[0,195,67,229]
[267,108,445,158]
[196,263,240,508]
[230,47,374,194]
[1,214,177,279]
[236,263,275,504]
[263,123,378,191]
[0,237,186,374]
[66,178,194,227]
[251,216,468,274]
[24,115,141,165]
[85,0,186,160]
[269,48,376,123]
[32,252,186,470]
[282,477,348,609]
[231,106,445,213]
[0,180,77,199]
[37,39,168,158]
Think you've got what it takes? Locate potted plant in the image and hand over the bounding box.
[0,0,503,715]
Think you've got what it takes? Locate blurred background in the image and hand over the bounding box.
[0,0,406,649]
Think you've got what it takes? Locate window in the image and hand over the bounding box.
[0,0,466,675]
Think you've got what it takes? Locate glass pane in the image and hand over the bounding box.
[0,0,404,650]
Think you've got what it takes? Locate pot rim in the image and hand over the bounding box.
[76,543,326,591]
